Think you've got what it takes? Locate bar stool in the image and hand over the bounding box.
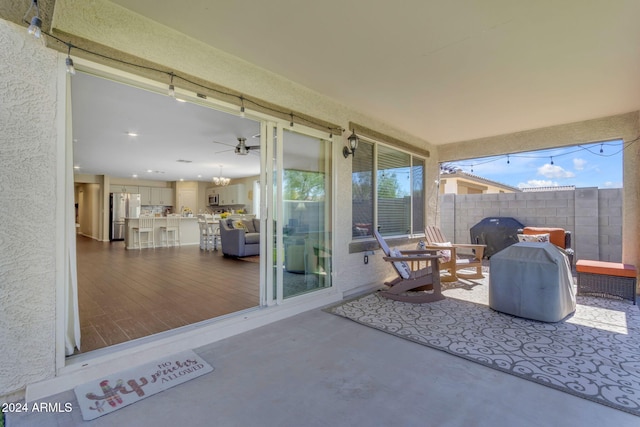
[160,215,181,247]
[198,216,214,250]
[132,215,155,249]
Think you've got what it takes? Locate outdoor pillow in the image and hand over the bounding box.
[517,233,550,243]
[430,242,452,263]
[390,247,411,279]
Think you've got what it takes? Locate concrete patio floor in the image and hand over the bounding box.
[7,303,639,427]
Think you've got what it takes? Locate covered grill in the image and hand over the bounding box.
[470,217,524,258]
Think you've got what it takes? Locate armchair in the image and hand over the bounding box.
[219,218,260,257]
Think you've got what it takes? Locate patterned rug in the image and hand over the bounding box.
[325,276,640,416]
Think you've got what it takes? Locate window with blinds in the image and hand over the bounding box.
[351,140,425,238]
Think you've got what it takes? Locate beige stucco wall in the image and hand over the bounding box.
[0,20,59,398]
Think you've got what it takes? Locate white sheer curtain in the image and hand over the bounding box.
[65,82,81,355]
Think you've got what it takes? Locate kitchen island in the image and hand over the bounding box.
[124,216,200,249]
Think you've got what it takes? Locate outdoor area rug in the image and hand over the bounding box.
[74,350,213,420]
[325,277,640,416]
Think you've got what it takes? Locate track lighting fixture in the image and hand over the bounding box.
[25,0,42,39]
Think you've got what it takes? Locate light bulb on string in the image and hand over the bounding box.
[168,73,175,98]
[25,0,42,38]
[550,156,554,165]
[600,144,604,153]
[507,155,510,165]
[240,96,245,117]
[290,113,294,127]
[65,44,75,75]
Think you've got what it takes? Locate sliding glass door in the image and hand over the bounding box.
[264,123,333,304]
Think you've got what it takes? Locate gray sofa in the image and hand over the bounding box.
[219,218,260,257]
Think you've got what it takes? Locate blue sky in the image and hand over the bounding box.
[444,140,625,189]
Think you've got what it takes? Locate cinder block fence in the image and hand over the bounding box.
[438,187,622,262]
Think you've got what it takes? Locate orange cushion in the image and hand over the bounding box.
[523,227,566,248]
[576,260,637,278]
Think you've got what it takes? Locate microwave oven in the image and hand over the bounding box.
[209,194,219,206]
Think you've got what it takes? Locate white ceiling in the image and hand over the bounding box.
[72,72,262,182]
[107,0,640,145]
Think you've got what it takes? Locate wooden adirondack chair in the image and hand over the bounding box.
[373,230,444,303]
[424,226,485,282]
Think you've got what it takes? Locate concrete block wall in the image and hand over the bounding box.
[438,187,622,262]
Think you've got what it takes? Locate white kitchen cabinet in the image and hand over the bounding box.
[218,184,245,205]
[139,186,152,205]
[150,187,174,205]
[110,185,139,193]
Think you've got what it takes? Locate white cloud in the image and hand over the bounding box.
[573,158,587,170]
[517,180,559,188]
[603,181,623,188]
[537,164,575,179]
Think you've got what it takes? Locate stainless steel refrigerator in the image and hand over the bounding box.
[110,193,141,241]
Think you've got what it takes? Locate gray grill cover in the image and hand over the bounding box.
[489,242,576,322]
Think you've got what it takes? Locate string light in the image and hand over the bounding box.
[25,0,42,39]
[507,155,510,165]
[446,139,636,173]
[65,43,75,75]
[168,73,175,98]
[19,7,345,139]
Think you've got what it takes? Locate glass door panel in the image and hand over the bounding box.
[264,124,332,302]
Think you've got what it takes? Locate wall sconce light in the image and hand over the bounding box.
[343,129,359,158]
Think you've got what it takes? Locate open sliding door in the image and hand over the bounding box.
[263,123,333,304]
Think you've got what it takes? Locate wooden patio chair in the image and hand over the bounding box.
[373,230,444,303]
[424,226,485,282]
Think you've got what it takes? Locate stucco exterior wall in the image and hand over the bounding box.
[0,20,59,397]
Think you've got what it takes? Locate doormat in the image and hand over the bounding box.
[74,350,213,421]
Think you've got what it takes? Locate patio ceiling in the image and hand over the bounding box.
[106,0,640,145]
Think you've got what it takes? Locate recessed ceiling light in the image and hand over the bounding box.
[147,169,153,173]
[197,174,202,178]
[73,165,80,169]
[132,174,138,178]
[127,132,138,137]
[176,98,187,103]
[179,178,184,182]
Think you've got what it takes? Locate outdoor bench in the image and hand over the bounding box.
[576,260,637,305]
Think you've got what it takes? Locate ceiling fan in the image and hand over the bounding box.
[212,137,260,156]
[234,137,259,155]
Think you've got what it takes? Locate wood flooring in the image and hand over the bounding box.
[75,236,259,354]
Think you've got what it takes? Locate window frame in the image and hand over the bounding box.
[351,136,427,240]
